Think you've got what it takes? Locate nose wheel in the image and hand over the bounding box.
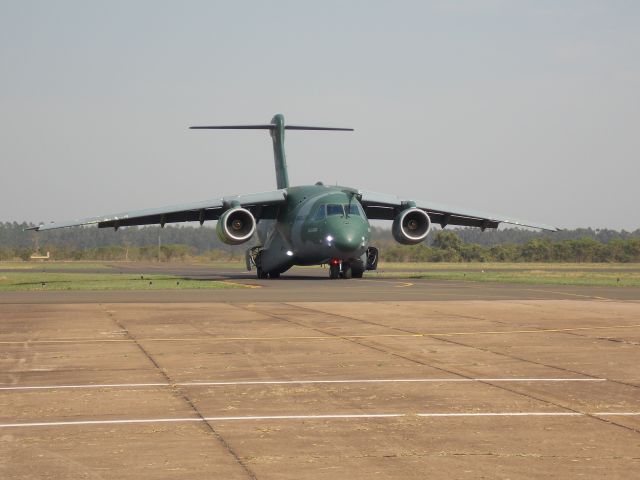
[341,262,352,279]
[329,263,340,279]
[328,260,356,279]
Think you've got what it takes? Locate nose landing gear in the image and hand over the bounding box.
[328,259,361,279]
[329,259,341,279]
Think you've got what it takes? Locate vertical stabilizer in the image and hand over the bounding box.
[270,114,289,189]
[190,116,352,190]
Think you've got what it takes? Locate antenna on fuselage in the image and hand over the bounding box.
[190,114,353,190]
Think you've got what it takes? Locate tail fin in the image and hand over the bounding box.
[190,114,353,190]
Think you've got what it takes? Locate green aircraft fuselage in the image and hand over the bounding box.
[256,184,371,274]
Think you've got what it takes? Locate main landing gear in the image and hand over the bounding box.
[247,247,281,279]
[246,247,264,278]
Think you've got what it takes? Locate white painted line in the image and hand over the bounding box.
[181,378,606,386]
[0,377,606,391]
[0,382,168,391]
[0,417,203,428]
[1,412,638,429]
[417,412,583,417]
[596,412,640,416]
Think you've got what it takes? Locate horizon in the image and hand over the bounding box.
[1,2,639,230]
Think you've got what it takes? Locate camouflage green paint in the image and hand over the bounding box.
[257,185,371,273]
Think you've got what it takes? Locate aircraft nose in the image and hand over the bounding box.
[333,229,363,252]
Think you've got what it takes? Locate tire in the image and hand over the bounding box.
[341,262,352,279]
[257,267,269,279]
[351,267,364,278]
[329,264,340,279]
[268,271,280,279]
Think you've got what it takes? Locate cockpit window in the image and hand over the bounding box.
[312,204,326,221]
[345,204,362,216]
[326,204,345,216]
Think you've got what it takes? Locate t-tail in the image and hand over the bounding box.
[190,114,353,189]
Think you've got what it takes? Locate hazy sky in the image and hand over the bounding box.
[1,1,638,230]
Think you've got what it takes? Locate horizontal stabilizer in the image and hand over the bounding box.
[190,125,353,131]
[285,125,353,131]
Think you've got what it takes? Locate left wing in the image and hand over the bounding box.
[31,190,287,231]
[359,190,558,231]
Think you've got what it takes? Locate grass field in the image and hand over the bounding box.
[0,271,240,292]
[0,261,114,270]
[2,261,640,289]
[376,261,640,271]
[371,263,640,287]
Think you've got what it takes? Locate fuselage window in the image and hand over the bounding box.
[345,204,361,216]
[326,204,345,217]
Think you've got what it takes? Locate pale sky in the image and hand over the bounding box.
[1,1,638,230]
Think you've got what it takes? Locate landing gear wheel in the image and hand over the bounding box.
[341,262,352,279]
[268,271,280,279]
[351,264,364,278]
[329,264,340,279]
[256,251,269,279]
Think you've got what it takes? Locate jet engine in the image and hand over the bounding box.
[392,208,431,245]
[216,207,256,245]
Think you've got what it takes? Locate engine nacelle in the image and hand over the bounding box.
[216,207,256,245]
[392,208,431,245]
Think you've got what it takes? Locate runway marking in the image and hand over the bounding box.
[519,288,611,301]
[2,323,638,345]
[0,377,606,391]
[1,412,638,428]
[222,281,261,289]
[361,279,414,288]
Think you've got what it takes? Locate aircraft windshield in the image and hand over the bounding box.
[345,204,362,216]
[312,205,326,221]
[326,204,345,216]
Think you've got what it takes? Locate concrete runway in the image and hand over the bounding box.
[1,267,639,478]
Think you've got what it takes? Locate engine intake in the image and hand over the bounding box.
[216,207,256,245]
[392,208,431,245]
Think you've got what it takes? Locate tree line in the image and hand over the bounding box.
[1,221,639,262]
[380,231,640,263]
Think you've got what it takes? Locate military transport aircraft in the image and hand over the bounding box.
[32,114,557,279]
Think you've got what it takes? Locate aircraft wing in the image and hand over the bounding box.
[30,190,287,231]
[359,190,559,231]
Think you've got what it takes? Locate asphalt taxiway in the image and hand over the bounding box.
[0,267,638,479]
[2,264,639,303]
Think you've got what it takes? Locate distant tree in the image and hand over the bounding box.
[521,238,553,262]
[432,231,463,251]
[2,221,640,263]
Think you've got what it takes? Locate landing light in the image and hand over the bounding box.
[286,250,294,257]
[326,235,333,242]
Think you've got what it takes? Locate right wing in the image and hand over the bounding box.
[359,190,559,231]
[31,190,287,231]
